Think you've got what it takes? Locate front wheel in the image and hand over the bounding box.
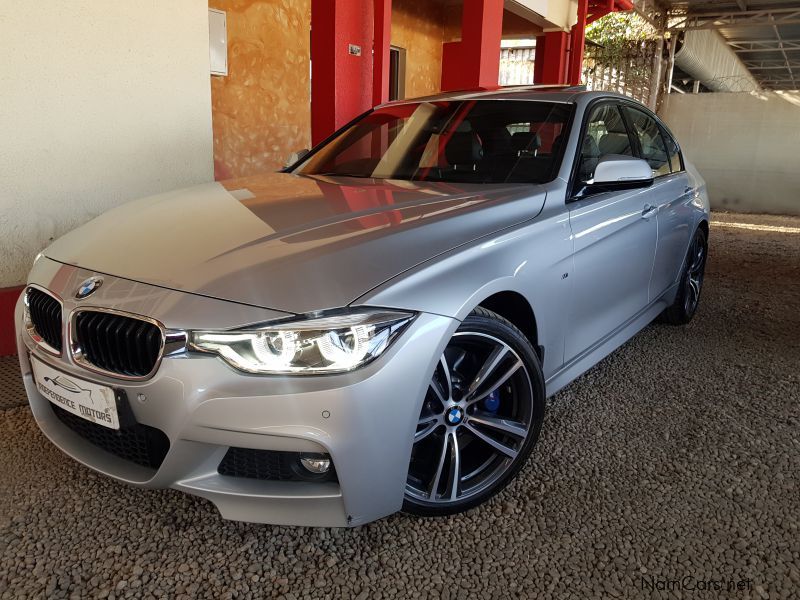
[403,308,545,517]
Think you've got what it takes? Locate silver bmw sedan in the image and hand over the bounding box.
[15,87,709,526]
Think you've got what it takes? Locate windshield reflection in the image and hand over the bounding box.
[294,100,572,185]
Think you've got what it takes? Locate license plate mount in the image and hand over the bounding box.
[30,357,128,430]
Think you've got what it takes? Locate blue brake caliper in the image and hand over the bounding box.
[483,389,500,413]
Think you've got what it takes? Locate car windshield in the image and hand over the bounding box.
[294,100,573,184]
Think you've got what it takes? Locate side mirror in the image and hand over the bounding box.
[284,148,309,168]
[586,155,653,192]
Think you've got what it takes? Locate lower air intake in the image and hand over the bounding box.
[51,404,170,470]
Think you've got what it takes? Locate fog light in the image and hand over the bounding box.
[300,454,331,474]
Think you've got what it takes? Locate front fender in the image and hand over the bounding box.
[355,205,574,379]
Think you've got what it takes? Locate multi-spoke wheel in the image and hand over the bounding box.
[403,308,545,516]
[660,226,708,325]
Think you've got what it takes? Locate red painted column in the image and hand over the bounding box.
[372,0,392,106]
[568,0,589,85]
[535,31,569,84]
[533,35,546,84]
[0,286,23,356]
[441,0,504,91]
[311,0,375,145]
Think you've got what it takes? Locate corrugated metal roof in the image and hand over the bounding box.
[655,0,800,89]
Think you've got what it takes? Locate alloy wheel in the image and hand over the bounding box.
[405,331,535,506]
[684,231,707,315]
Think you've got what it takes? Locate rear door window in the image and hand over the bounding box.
[621,106,671,177]
[660,126,683,173]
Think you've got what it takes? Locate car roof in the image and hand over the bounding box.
[380,86,631,106]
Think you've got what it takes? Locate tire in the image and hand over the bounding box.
[660,226,708,325]
[403,307,546,517]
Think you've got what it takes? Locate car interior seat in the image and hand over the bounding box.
[443,129,485,180]
[477,126,516,180]
[598,132,631,156]
[510,132,542,157]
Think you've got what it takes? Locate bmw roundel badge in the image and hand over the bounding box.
[75,276,103,299]
[446,406,464,426]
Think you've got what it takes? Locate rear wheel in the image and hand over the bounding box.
[660,226,708,325]
[403,308,545,516]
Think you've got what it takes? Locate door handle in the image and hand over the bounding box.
[684,186,693,195]
[642,204,658,219]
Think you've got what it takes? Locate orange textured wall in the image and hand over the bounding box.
[391,0,446,99]
[209,0,311,180]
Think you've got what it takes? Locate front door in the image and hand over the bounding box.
[565,103,658,361]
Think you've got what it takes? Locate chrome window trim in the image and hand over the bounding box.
[68,307,187,382]
[24,284,64,357]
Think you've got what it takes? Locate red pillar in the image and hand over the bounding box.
[0,286,23,356]
[535,31,569,85]
[441,0,504,91]
[311,0,375,145]
[533,35,546,84]
[568,0,589,85]
[373,0,391,106]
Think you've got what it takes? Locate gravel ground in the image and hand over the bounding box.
[1,212,798,599]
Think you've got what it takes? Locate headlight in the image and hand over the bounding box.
[189,309,415,375]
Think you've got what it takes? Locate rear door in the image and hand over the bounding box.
[620,105,694,300]
[565,102,658,361]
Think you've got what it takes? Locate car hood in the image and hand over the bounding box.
[44,172,546,314]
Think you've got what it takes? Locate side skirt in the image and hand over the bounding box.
[544,282,678,398]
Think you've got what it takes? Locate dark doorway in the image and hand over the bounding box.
[389,46,406,101]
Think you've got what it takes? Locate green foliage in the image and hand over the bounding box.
[582,12,660,101]
[586,12,657,48]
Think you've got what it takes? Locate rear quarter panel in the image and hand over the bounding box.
[686,160,711,218]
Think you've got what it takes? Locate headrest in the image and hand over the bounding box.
[445,131,484,165]
[599,132,630,156]
[480,127,513,154]
[511,131,542,154]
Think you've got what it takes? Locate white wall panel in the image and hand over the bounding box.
[660,92,800,216]
[0,1,214,287]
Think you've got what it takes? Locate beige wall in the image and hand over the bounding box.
[0,2,214,288]
[209,0,311,180]
[510,0,578,30]
[392,0,446,98]
[660,92,800,216]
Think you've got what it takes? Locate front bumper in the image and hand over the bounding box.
[16,259,457,526]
